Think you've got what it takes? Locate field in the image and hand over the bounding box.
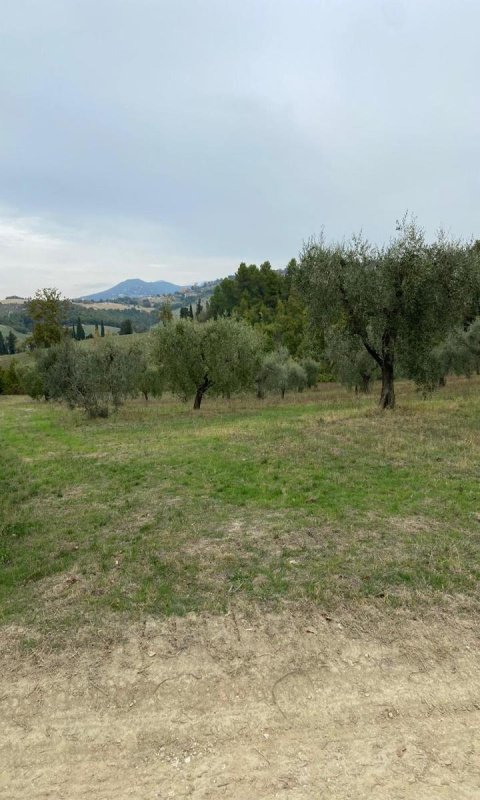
[76,301,157,312]
[1,380,480,798]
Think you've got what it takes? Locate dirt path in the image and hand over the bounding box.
[1,607,479,799]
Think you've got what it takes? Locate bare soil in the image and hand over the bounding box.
[1,606,479,799]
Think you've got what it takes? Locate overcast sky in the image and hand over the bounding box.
[1,0,479,297]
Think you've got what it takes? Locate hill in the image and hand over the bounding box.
[78,278,182,301]
[0,324,28,342]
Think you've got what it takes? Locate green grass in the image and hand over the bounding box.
[1,378,480,636]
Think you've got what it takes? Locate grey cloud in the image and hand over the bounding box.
[1,0,479,295]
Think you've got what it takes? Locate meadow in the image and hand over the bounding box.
[1,378,479,641]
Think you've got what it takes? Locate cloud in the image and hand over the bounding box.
[0,212,237,297]
[1,0,479,296]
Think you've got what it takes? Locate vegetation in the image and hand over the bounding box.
[152,318,263,408]
[26,288,71,348]
[256,347,308,398]
[208,260,307,355]
[297,219,479,408]
[119,319,133,335]
[35,338,144,417]
[1,379,480,635]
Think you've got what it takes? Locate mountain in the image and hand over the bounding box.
[78,278,182,301]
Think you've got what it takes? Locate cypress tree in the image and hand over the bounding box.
[119,319,133,335]
[100,320,105,337]
[6,331,17,354]
[0,332,7,355]
[76,317,86,340]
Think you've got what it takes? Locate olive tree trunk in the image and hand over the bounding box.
[379,359,395,409]
[193,375,212,409]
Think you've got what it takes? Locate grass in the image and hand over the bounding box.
[1,378,480,637]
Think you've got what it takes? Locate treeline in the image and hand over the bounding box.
[207,260,306,356]
[66,304,155,332]
[1,320,322,415]
[0,297,156,348]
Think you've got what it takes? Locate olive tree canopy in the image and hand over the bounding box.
[152,318,263,408]
[297,218,477,408]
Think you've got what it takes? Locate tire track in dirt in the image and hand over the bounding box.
[1,608,479,799]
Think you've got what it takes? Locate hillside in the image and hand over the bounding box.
[0,324,28,342]
[78,278,182,301]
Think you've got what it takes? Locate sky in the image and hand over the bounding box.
[1,0,479,298]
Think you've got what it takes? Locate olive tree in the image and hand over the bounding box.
[297,219,476,408]
[300,357,322,388]
[431,319,480,385]
[152,318,263,409]
[324,327,379,393]
[35,338,144,416]
[256,348,307,398]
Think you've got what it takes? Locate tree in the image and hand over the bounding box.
[6,331,17,354]
[195,298,203,319]
[208,259,307,355]
[0,332,7,355]
[100,320,105,337]
[431,318,480,385]
[301,358,322,388]
[75,317,86,340]
[138,366,164,401]
[94,322,99,337]
[35,338,145,417]
[119,319,133,335]
[153,319,263,409]
[3,360,22,394]
[256,348,307,399]
[27,288,71,348]
[324,327,379,393]
[158,302,173,326]
[297,219,477,408]
[16,363,45,399]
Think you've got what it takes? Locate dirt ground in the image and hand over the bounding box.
[1,606,479,799]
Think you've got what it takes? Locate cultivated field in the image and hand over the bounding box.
[76,301,157,312]
[1,380,479,798]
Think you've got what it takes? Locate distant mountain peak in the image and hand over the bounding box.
[78,278,182,301]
